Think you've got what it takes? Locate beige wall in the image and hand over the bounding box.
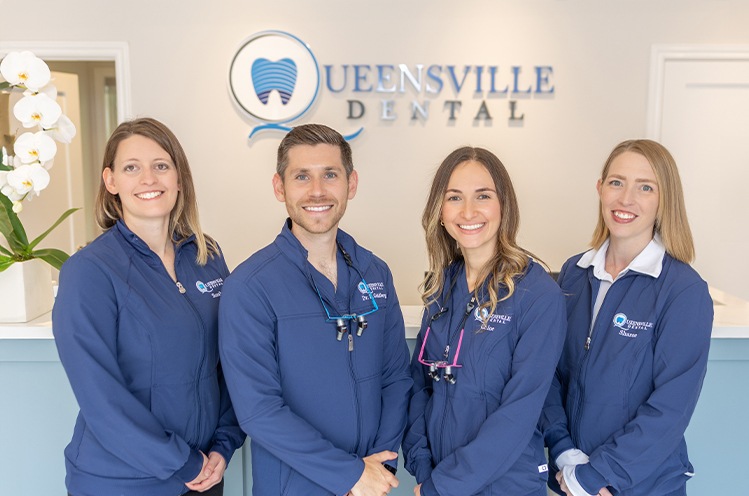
[4,0,749,304]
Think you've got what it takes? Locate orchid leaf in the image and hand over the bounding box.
[0,82,10,91]
[0,194,29,252]
[31,248,70,270]
[0,256,16,272]
[0,243,12,256]
[28,207,80,250]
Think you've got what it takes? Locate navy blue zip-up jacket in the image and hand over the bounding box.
[218,221,412,496]
[53,220,245,496]
[403,260,566,496]
[541,252,713,495]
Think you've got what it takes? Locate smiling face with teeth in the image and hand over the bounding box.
[597,150,659,251]
[441,160,501,266]
[273,143,358,243]
[103,134,180,231]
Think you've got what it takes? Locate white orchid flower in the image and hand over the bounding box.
[13,131,58,164]
[1,176,24,201]
[12,201,23,213]
[46,113,77,144]
[5,162,51,197]
[35,83,58,100]
[13,92,62,129]
[1,153,23,168]
[0,51,51,92]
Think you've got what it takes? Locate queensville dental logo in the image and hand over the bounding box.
[612,312,654,338]
[229,30,362,141]
[196,278,224,299]
[474,307,512,332]
[229,30,555,142]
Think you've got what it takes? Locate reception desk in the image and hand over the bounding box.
[1,288,747,495]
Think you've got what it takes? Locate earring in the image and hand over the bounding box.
[440,221,444,226]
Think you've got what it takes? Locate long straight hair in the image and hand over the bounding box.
[422,147,537,317]
[95,117,217,265]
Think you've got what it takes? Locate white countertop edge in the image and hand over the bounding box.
[3,286,748,340]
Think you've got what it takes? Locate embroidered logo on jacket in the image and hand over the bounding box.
[612,312,654,338]
[196,277,224,298]
[358,281,387,301]
[474,307,512,331]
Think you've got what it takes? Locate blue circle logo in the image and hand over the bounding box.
[474,307,489,321]
[613,313,628,328]
[229,31,320,127]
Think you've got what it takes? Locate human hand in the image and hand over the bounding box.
[186,451,210,487]
[414,483,422,495]
[556,470,572,495]
[556,469,611,496]
[186,452,226,492]
[349,451,399,496]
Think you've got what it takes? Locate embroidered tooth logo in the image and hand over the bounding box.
[474,307,489,322]
[251,58,297,105]
[613,313,627,328]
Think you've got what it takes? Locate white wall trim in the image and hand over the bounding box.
[647,44,749,140]
[0,41,132,123]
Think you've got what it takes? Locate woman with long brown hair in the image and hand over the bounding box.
[403,146,566,496]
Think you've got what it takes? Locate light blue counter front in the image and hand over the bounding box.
[1,298,747,495]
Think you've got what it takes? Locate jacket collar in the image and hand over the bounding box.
[114,219,195,266]
[577,233,665,280]
[274,218,373,276]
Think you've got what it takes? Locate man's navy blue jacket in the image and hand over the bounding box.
[219,221,412,496]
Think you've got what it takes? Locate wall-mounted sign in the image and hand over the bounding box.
[229,31,321,138]
[229,30,555,141]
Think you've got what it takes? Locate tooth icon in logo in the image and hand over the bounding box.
[251,58,297,105]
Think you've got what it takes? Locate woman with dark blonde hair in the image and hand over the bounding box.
[53,117,244,496]
[542,139,713,496]
[403,146,566,496]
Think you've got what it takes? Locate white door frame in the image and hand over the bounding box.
[0,41,132,122]
[647,44,749,139]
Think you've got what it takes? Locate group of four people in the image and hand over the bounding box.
[52,119,713,496]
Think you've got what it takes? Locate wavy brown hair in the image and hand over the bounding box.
[591,139,694,263]
[422,147,538,317]
[95,117,217,265]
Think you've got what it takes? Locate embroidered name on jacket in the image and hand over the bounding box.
[474,307,512,332]
[196,277,224,298]
[358,281,387,301]
[612,312,654,338]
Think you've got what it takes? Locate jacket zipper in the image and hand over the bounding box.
[343,284,362,452]
[573,277,604,446]
[171,269,207,446]
[437,296,476,459]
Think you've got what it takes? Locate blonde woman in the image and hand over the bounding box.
[542,140,713,496]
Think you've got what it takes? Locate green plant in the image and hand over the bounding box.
[1,50,79,272]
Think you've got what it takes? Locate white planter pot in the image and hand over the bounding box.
[0,259,54,323]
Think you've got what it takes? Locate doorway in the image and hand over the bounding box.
[1,42,131,257]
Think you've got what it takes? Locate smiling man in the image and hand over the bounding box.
[219,124,412,496]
